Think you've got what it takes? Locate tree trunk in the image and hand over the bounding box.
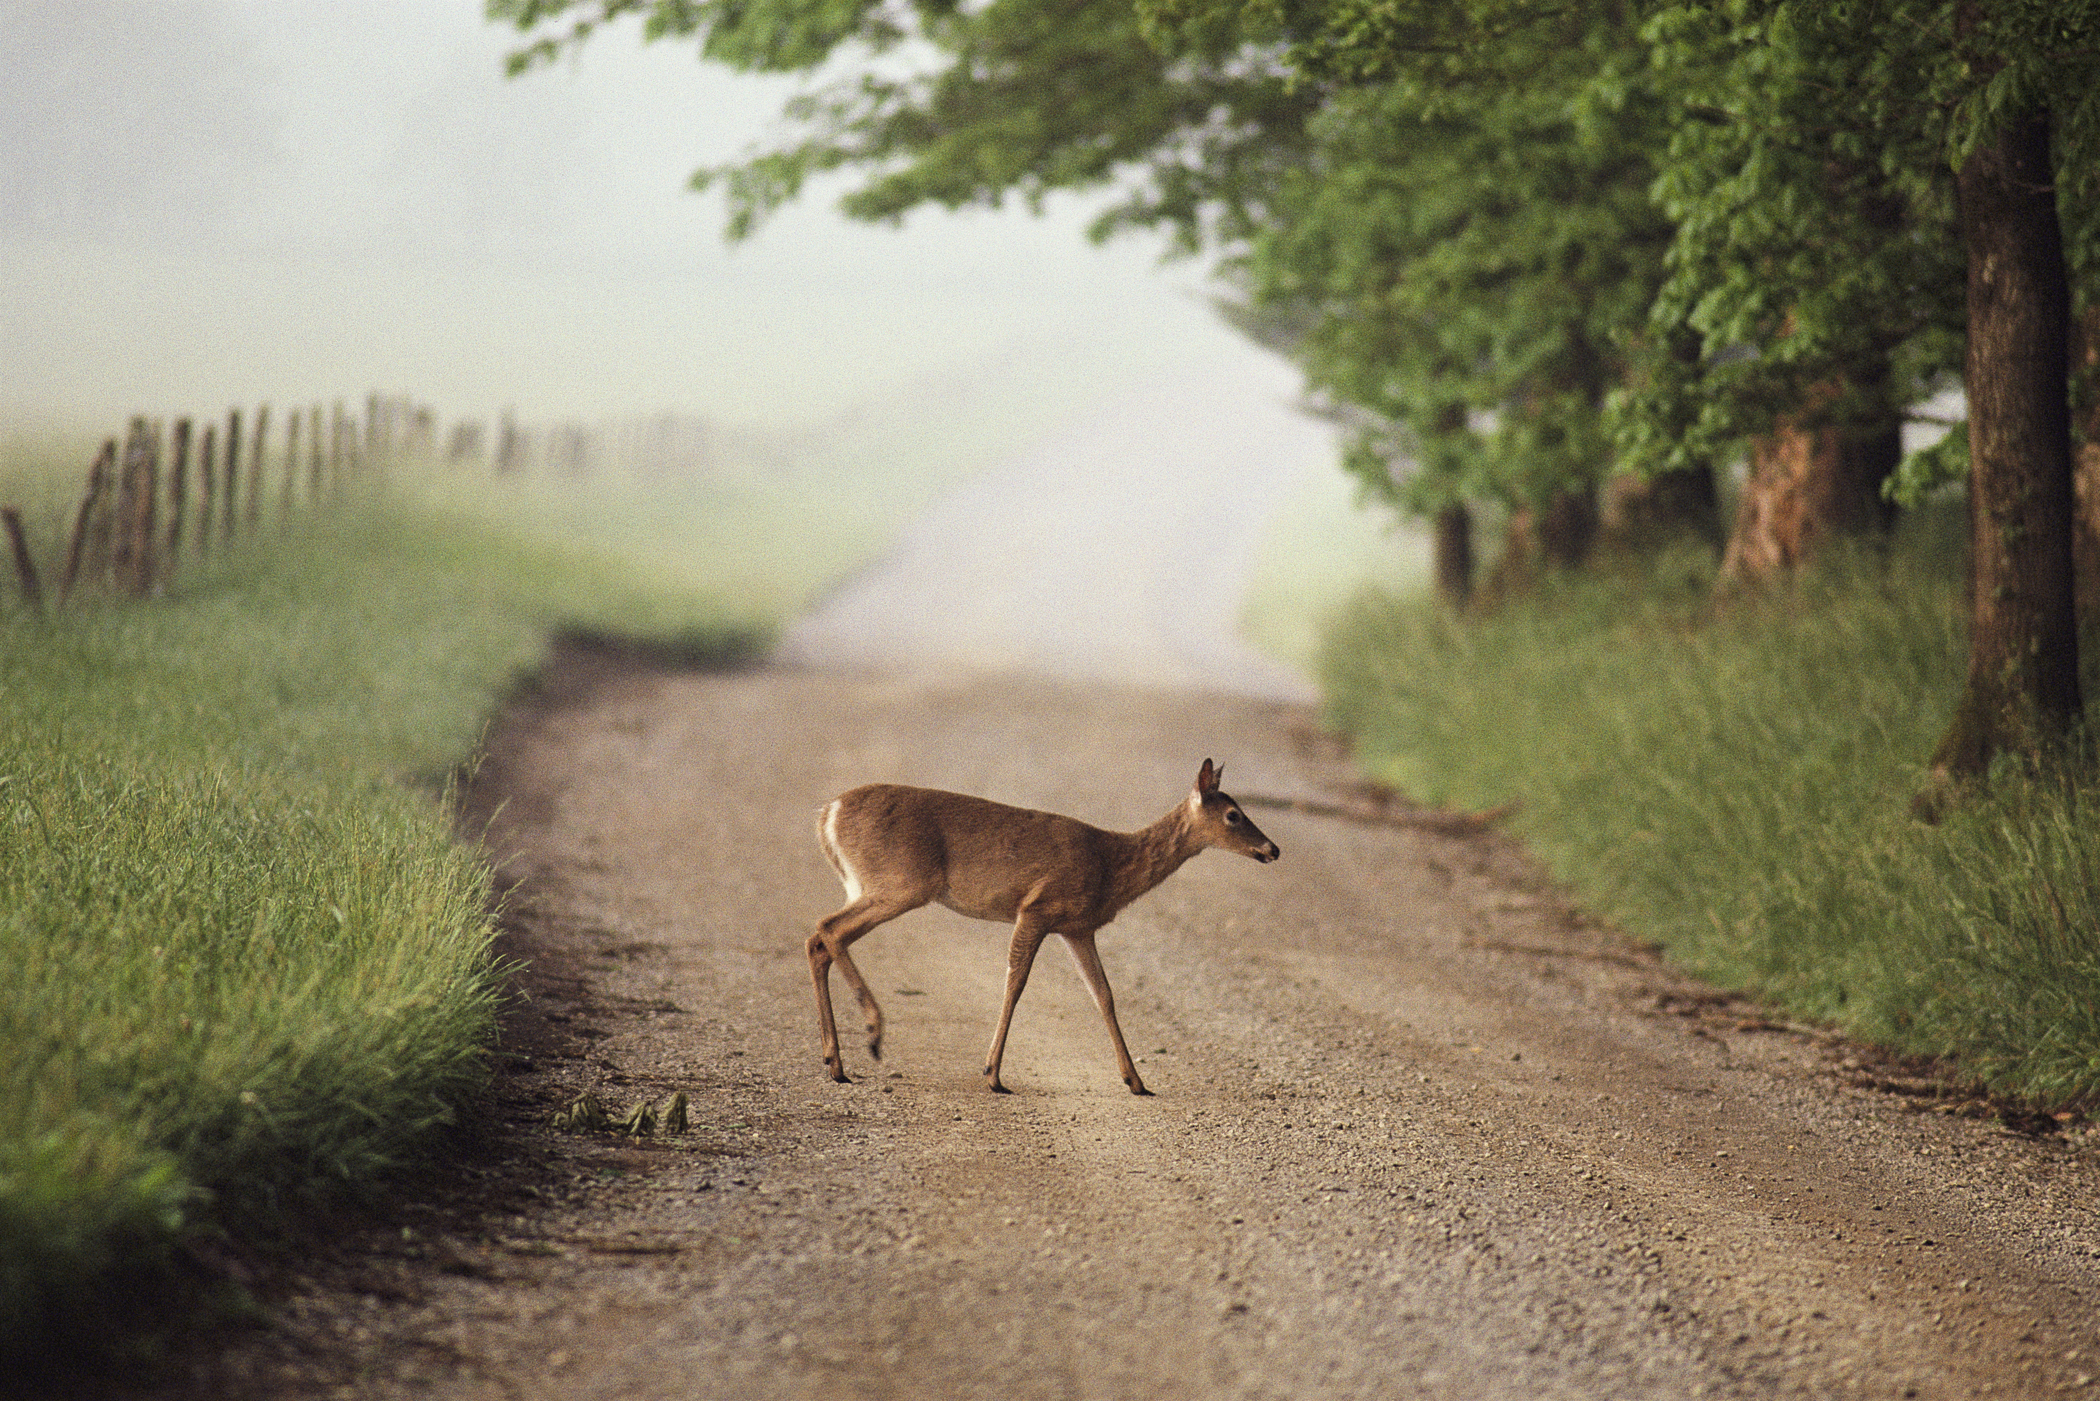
[2071,302,2100,633]
[1431,502,1474,610]
[1485,488,1597,599]
[1598,465,1723,557]
[1718,408,1898,584]
[1538,489,1598,570]
[1926,105,2081,783]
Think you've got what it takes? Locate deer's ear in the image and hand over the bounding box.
[1196,759,1220,794]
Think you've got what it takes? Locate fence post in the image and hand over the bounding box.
[222,409,241,544]
[246,405,268,530]
[308,401,323,506]
[166,418,192,563]
[283,407,302,519]
[131,419,161,596]
[326,400,343,497]
[59,440,115,605]
[198,423,217,553]
[3,507,44,612]
[111,419,145,590]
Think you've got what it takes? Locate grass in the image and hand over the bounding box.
[0,385,1069,1361]
[0,447,777,1359]
[1320,507,2100,1108]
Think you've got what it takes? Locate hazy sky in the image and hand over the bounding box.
[0,0,1271,430]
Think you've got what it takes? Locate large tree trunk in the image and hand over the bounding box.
[1431,502,1474,610]
[1926,106,2081,783]
[1718,408,1898,584]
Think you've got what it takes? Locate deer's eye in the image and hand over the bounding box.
[1225,809,1242,824]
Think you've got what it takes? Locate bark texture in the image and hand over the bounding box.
[1929,106,2082,780]
[1718,411,1897,584]
[2072,303,2100,630]
[1432,502,1475,610]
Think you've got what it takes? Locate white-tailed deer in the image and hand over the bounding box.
[808,759,1280,1095]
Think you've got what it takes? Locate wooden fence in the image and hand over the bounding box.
[3,394,433,613]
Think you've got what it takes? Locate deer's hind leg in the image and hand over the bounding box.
[809,893,920,1082]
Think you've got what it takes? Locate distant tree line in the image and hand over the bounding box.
[492,0,2100,786]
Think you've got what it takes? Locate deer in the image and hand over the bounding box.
[807,759,1280,1096]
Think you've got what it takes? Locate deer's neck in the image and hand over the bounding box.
[1106,806,1204,916]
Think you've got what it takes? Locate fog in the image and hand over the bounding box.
[1,0,1285,430]
[2,1,1407,689]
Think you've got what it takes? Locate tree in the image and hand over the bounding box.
[1934,98,2082,779]
[1797,0,2100,782]
[1616,2,1965,585]
[1180,2,1698,595]
[494,0,1706,608]
[1427,0,2100,777]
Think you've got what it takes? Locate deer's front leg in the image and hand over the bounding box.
[1062,929,1150,1095]
[983,913,1051,1093]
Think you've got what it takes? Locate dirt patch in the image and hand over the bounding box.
[76,648,2100,1399]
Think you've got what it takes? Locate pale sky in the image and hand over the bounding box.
[0,0,1270,431]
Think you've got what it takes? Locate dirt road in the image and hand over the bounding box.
[133,368,2100,1398]
[162,645,2100,1400]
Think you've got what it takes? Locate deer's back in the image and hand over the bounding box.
[823,784,1121,926]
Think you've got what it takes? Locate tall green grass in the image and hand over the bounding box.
[0,492,759,1359]
[1321,511,2100,1107]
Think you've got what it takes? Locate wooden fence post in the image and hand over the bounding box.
[198,422,217,553]
[166,417,192,563]
[283,407,302,519]
[111,419,145,591]
[3,507,44,611]
[326,400,343,497]
[246,405,268,530]
[131,419,161,596]
[222,409,242,544]
[59,440,115,605]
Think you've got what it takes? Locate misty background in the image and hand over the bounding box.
[2,0,1285,423]
[2,0,1423,682]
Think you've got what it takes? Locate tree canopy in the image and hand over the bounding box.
[492,0,2100,773]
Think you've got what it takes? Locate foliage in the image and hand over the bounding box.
[492,0,2100,531]
[1234,8,1671,515]
[491,0,1678,523]
[489,0,1318,249]
[1612,0,1967,482]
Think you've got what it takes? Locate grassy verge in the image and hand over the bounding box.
[0,368,1150,1362]
[1320,509,2100,1108]
[0,490,763,1361]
